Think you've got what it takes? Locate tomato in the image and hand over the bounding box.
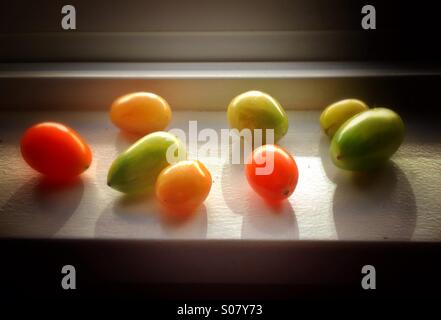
[320,99,369,137]
[245,145,298,201]
[330,108,405,171]
[20,122,92,180]
[227,90,288,143]
[107,131,186,194]
[155,160,211,215]
[110,92,172,136]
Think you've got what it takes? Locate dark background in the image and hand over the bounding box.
[1,0,440,305]
[1,0,440,62]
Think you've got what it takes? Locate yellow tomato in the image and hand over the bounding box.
[110,92,172,136]
[155,160,212,215]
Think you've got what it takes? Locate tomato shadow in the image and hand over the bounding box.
[332,162,417,240]
[221,162,249,216]
[94,194,207,239]
[159,204,208,239]
[0,176,84,237]
[221,157,298,239]
[241,191,298,240]
[220,139,253,216]
[318,134,342,183]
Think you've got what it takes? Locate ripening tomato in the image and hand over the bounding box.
[21,122,92,180]
[245,145,298,201]
[110,92,172,136]
[155,160,212,215]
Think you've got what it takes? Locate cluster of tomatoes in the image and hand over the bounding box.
[20,91,299,216]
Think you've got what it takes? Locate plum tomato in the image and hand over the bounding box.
[107,131,186,194]
[20,122,92,180]
[155,160,212,215]
[245,145,298,201]
[227,90,288,143]
[320,99,369,138]
[330,107,405,171]
[110,92,172,136]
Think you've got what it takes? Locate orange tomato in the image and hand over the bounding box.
[245,145,298,202]
[110,92,172,136]
[20,122,92,180]
[155,160,212,215]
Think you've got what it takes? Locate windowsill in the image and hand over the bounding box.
[1,62,440,111]
[0,110,439,242]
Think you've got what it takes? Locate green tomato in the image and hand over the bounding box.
[320,99,369,137]
[107,131,186,194]
[330,108,405,171]
[227,91,288,143]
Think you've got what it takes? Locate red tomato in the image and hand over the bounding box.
[20,122,92,180]
[245,145,298,201]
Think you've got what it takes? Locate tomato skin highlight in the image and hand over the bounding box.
[155,160,212,215]
[245,145,298,202]
[20,122,92,180]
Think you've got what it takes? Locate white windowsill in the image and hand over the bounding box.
[0,110,439,241]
